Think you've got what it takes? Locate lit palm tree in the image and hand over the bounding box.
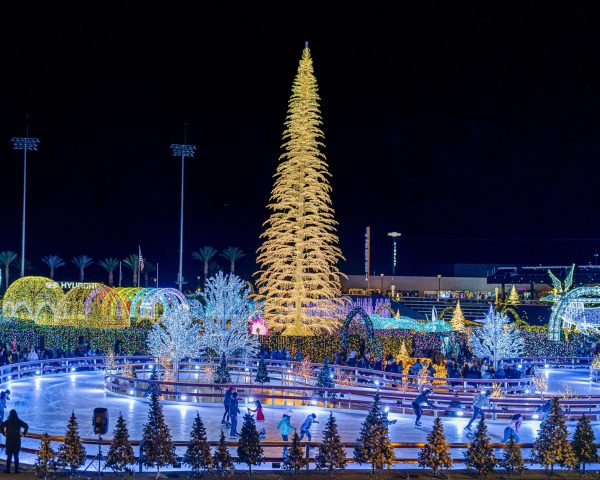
[71,255,94,282]
[220,246,245,274]
[0,251,18,291]
[192,246,218,281]
[122,254,140,287]
[42,255,65,280]
[98,257,120,287]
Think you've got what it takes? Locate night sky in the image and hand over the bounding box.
[2,2,600,286]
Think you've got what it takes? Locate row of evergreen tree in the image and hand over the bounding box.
[419,397,599,475]
[33,392,596,477]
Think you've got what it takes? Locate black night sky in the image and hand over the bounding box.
[2,2,600,286]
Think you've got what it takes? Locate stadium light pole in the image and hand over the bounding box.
[171,138,196,292]
[12,134,40,278]
[387,232,401,276]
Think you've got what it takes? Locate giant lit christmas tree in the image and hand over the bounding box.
[256,44,344,336]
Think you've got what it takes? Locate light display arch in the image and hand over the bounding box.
[116,287,187,323]
[2,276,64,324]
[548,286,600,341]
[340,307,376,358]
[56,283,130,329]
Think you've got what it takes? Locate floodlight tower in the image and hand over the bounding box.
[387,231,401,276]
[12,133,40,278]
[171,134,196,292]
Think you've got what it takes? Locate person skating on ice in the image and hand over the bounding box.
[248,399,266,439]
[465,390,492,431]
[412,388,435,426]
[299,413,319,441]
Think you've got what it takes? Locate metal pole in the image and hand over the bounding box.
[156,263,159,288]
[20,148,27,277]
[178,152,185,291]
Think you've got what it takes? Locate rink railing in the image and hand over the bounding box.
[0,431,551,467]
[2,355,600,421]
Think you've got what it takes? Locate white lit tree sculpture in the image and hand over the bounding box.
[470,306,523,367]
[147,304,201,380]
[197,272,259,359]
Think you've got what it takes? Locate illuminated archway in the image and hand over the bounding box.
[3,276,64,324]
[374,303,395,317]
[56,284,130,329]
[340,307,376,357]
[138,288,188,322]
[548,286,600,341]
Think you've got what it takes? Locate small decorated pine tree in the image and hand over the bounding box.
[507,285,520,305]
[34,433,57,480]
[315,413,347,474]
[141,376,175,473]
[450,301,466,332]
[531,397,577,472]
[57,412,86,476]
[464,417,496,475]
[418,417,452,476]
[316,356,336,398]
[106,413,135,475]
[500,433,525,474]
[215,354,232,384]
[284,432,308,473]
[213,431,235,477]
[572,414,598,472]
[254,356,270,384]
[353,394,395,473]
[237,413,264,475]
[185,413,214,476]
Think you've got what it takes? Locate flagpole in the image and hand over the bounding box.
[156,262,159,288]
[119,261,122,287]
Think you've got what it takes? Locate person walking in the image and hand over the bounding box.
[298,413,319,441]
[412,388,435,426]
[248,400,266,439]
[222,387,233,426]
[0,410,28,473]
[501,414,523,443]
[465,390,492,431]
[229,392,240,439]
[277,410,296,458]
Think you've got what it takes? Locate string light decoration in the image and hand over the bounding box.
[249,317,269,336]
[55,283,130,329]
[197,272,259,359]
[506,286,520,305]
[2,276,64,324]
[255,45,344,336]
[117,287,187,324]
[533,370,548,397]
[449,301,466,332]
[147,304,201,380]
[470,306,523,366]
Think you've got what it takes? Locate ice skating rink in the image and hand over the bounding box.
[6,368,600,447]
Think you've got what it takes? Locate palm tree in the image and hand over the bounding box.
[42,255,65,280]
[220,246,245,274]
[0,251,18,291]
[122,254,140,287]
[192,246,218,281]
[98,257,120,286]
[71,255,94,282]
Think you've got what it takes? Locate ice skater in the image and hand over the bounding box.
[277,410,296,458]
[0,410,28,474]
[229,392,240,439]
[299,413,319,441]
[248,400,266,439]
[501,414,522,443]
[222,386,233,426]
[412,388,435,426]
[465,390,492,431]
